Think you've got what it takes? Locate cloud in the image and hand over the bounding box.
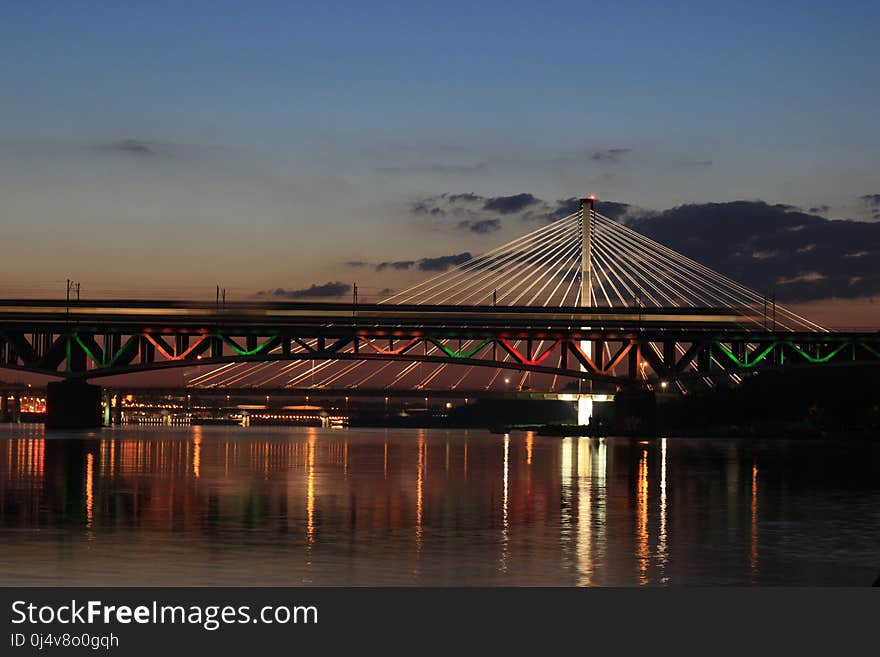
[410,192,636,229]
[345,260,369,268]
[409,189,880,303]
[457,218,501,234]
[627,201,880,301]
[777,271,827,285]
[97,139,157,157]
[411,200,447,216]
[808,204,830,214]
[860,194,880,220]
[482,193,539,214]
[418,252,472,271]
[376,260,416,272]
[408,191,880,302]
[591,148,631,163]
[257,281,351,299]
[354,252,475,273]
[547,197,634,222]
[409,192,543,231]
[448,192,481,203]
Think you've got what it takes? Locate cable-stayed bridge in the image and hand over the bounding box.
[1,198,878,425]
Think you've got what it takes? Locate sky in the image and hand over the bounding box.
[1,1,878,325]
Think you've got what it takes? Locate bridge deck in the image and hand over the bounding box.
[0,299,766,332]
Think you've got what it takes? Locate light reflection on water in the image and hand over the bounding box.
[0,424,878,586]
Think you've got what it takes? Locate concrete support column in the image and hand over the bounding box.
[10,394,21,423]
[613,388,657,435]
[112,393,123,425]
[103,390,112,427]
[45,380,102,430]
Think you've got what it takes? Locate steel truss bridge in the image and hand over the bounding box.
[0,300,877,385]
[1,199,877,398]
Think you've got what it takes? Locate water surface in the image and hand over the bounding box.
[1,424,878,585]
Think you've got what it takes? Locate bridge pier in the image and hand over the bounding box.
[577,395,593,426]
[112,393,123,425]
[613,388,657,435]
[101,390,124,426]
[0,392,7,422]
[9,393,21,423]
[103,390,111,427]
[45,380,102,430]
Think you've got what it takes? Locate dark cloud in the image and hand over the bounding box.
[418,252,472,271]
[98,139,156,157]
[482,193,539,214]
[547,197,634,222]
[257,281,351,299]
[376,260,416,272]
[628,201,880,302]
[411,191,880,302]
[591,148,631,163]
[447,192,481,203]
[458,218,501,234]
[411,192,634,228]
[411,200,447,216]
[345,260,368,268]
[860,194,880,220]
[808,204,830,214]
[595,201,634,220]
[410,192,539,230]
[355,253,475,273]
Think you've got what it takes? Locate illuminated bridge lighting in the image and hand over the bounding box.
[2,204,873,400]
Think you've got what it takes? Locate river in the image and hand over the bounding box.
[1,424,877,585]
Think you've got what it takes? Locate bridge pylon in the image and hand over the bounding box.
[578,195,595,425]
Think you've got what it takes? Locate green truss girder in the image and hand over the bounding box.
[429,338,493,359]
[217,332,280,356]
[714,338,855,368]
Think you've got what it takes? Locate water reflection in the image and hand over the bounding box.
[751,461,759,581]
[416,432,425,554]
[85,452,94,538]
[306,430,316,548]
[0,426,878,586]
[192,428,201,479]
[499,434,509,574]
[657,438,668,584]
[575,437,592,586]
[636,449,649,584]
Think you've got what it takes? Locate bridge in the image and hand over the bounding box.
[1,198,877,428]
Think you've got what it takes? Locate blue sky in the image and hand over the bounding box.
[1,1,878,298]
